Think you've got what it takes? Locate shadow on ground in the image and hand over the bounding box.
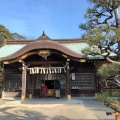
[0,106,71,120]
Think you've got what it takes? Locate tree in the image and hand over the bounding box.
[97,63,120,87]
[80,0,120,30]
[0,24,13,45]
[80,0,120,88]
[80,0,120,64]
[0,24,26,46]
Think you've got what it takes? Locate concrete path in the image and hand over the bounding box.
[0,97,115,120]
[80,97,115,120]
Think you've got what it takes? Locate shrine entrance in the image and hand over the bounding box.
[27,67,66,98]
[20,49,71,100]
[26,66,66,98]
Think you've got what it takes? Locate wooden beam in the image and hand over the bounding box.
[27,61,66,65]
[3,51,38,64]
[3,49,86,64]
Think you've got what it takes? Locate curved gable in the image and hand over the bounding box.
[1,40,86,61]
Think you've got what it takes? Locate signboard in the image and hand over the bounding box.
[71,73,75,80]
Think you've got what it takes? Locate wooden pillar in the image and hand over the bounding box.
[21,68,26,100]
[32,74,34,96]
[66,59,71,99]
[1,68,5,99]
[29,75,33,99]
[94,62,97,94]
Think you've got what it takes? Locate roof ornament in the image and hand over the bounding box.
[37,31,51,40]
[42,31,45,36]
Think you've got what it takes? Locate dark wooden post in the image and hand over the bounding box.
[66,59,71,99]
[1,68,5,99]
[29,75,33,99]
[32,75,34,97]
[94,62,97,94]
[21,67,26,100]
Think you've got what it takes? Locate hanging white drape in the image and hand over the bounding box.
[27,66,66,74]
[32,68,34,74]
[30,68,32,74]
[43,68,45,74]
[49,68,51,74]
[36,68,39,74]
[59,68,61,73]
[40,69,42,74]
[46,69,48,74]
[54,68,57,73]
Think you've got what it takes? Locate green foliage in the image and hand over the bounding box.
[80,0,120,62]
[97,64,110,78]
[81,19,120,60]
[111,90,120,97]
[96,91,110,102]
[96,91,120,110]
[81,46,101,55]
[85,27,107,46]
[82,0,120,29]
[0,24,14,45]
[111,27,120,42]
[97,63,120,78]
[0,24,26,46]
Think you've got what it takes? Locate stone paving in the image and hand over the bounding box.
[79,97,115,120]
[0,97,115,120]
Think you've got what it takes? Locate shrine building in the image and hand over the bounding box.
[0,32,116,100]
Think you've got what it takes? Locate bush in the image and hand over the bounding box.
[96,91,120,111]
[96,91,110,102]
[111,90,120,97]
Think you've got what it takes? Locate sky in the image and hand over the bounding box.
[0,0,90,39]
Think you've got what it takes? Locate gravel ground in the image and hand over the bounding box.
[0,99,13,105]
[0,97,115,120]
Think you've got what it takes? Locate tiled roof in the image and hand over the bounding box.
[0,44,26,58]
[0,39,117,60]
[62,43,88,54]
[0,41,86,60]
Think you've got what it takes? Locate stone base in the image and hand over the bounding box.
[29,94,33,99]
[67,94,71,100]
[21,95,25,100]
